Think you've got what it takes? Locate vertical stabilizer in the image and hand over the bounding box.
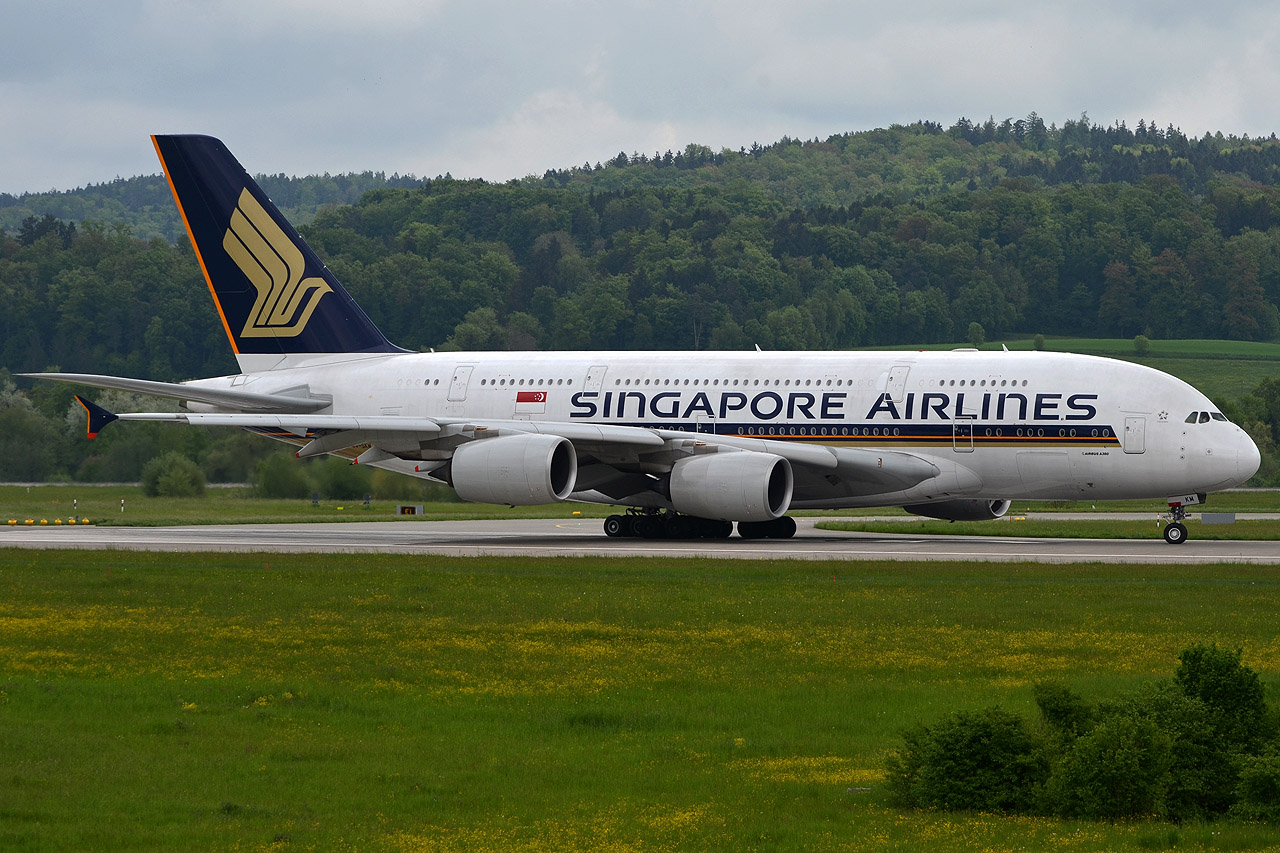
[153,135,404,371]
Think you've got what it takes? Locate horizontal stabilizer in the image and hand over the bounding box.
[75,396,118,439]
[21,372,328,413]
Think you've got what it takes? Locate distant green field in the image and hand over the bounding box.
[1008,337,1280,360]
[817,517,1280,540]
[896,336,1280,360]
[4,550,1280,851]
[866,337,1280,402]
[6,485,1280,530]
[0,484,612,527]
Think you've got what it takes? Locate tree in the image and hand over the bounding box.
[967,322,985,348]
[140,451,205,497]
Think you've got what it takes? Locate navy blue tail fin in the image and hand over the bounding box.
[153,135,405,368]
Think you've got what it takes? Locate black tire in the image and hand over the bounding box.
[1163,522,1188,545]
[603,515,626,537]
[737,521,764,539]
[769,516,797,539]
[634,515,662,539]
[665,515,693,539]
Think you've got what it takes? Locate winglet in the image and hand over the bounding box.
[75,396,118,439]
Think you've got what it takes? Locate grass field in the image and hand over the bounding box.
[7,484,1280,531]
[0,484,615,528]
[870,337,1280,402]
[4,550,1280,851]
[817,517,1280,540]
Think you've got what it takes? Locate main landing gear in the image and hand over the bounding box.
[602,510,797,540]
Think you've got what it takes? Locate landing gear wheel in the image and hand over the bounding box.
[1163,522,1187,545]
[633,515,662,539]
[772,516,797,539]
[603,515,626,538]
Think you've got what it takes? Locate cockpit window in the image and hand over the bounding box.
[1185,413,1199,424]
[1199,412,1211,423]
[1211,412,1228,422]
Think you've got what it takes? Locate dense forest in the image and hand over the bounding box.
[7,112,1280,483]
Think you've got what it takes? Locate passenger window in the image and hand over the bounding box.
[1185,413,1198,424]
[1199,412,1211,424]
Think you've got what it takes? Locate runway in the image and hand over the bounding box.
[4,517,1280,564]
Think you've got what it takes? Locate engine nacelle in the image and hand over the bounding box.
[902,499,1012,522]
[668,452,793,522]
[450,434,577,505]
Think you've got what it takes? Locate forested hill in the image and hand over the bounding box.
[0,171,430,242]
[7,113,1280,385]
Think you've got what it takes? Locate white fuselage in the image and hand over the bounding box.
[194,349,1260,508]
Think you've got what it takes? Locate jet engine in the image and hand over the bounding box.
[902,499,1012,522]
[667,452,793,522]
[449,434,577,505]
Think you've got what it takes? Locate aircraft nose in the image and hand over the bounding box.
[1239,430,1262,484]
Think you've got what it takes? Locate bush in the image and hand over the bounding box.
[139,451,205,497]
[885,645,1280,824]
[1113,682,1239,821]
[254,452,312,499]
[1174,644,1272,751]
[886,707,1047,812]
[1034,681,1096,739]
[1232,751,1280,822]
[1134,334,1151,354]
[1047,714,1170,819]
[310,456,373,500]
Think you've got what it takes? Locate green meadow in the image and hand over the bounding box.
[875,337,1280,401]
[6,484,1280,531]
[0,484,613,528]
[816,517,1280,540]
[4,550,1280,851]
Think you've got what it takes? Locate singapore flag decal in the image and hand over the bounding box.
[515,390,547,413]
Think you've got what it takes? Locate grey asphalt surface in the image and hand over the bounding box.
[4,516,1280,564]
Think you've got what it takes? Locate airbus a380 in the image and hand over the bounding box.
[25,136,1261,544]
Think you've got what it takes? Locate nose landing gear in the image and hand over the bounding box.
[1159,494,1203,544]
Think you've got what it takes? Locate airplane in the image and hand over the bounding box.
[23,135,1261,545]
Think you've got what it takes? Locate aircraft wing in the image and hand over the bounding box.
[75,398,941,497]
[23,372,328,412]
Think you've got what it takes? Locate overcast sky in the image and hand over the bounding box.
[3,1,1279,194]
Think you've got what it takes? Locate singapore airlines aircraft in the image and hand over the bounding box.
[26,136,1261,544]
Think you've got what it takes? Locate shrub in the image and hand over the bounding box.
[140,451,205,498]
[886,707,1047,812]
[310,456,373,500]
[254,452,312,499]
[1174,644,1272,751]
[1033,333,1045,351]
[1112,682,1239,821]
[1134,334,1151,354]
[1047,714,1171,819]
[1231,751,1280,822]
[1034,681,1096,739]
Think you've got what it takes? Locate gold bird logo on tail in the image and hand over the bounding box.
[222,188,332,338]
